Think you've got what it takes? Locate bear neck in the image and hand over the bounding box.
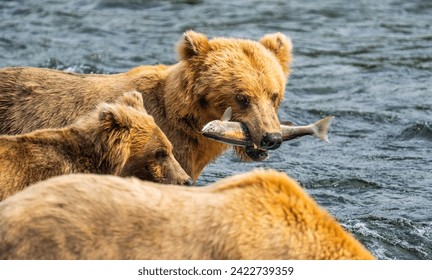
[133,63,228,180]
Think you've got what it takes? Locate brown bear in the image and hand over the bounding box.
[0,90,192,201]
[0,169,375,260]
[0,31,293,180]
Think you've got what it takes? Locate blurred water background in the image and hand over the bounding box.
[1,0,431,259]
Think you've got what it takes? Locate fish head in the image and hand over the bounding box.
[201,120,226,137]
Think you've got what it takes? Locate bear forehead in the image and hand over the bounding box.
[209,39,280,64]
[128,126,172,152]
[131,117,159,132]
[203,41,285,83]
[203,59,285,95]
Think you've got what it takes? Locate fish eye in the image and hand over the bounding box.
[235,94,250,109]
[155,149,168,160]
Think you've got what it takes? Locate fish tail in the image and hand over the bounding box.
[313,116,334,143]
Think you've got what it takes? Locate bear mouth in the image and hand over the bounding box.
[238,121,269,161]
[245,146,268,161]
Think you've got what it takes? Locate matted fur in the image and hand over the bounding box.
[0,91,191,200]
[0,31,293,180]
[0,169,374,260]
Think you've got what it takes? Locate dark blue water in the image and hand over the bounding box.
[1,0,431,259]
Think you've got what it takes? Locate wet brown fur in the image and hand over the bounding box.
[0,169,374,260]
[0,31,293,180]
[0,91,191,200]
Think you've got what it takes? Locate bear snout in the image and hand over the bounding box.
[260,132,283,150]
[183,178,195,186]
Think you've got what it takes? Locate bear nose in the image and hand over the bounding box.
[260,132,283,150]
[184,178,195,186]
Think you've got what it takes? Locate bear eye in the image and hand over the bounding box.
[235,94,250,108]
[155,149,168,160]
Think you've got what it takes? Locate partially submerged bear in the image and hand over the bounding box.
[0,91,192,201]
[0,169,374,260]
[0,31,293,180]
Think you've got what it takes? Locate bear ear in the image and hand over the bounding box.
[116,91,146,112]
[99,104,132,132]
[177,30,210,60]
[259,33,293,76]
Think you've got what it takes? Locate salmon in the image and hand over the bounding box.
[201,107,334,146]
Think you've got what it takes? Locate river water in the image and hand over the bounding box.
[1,0,431,260]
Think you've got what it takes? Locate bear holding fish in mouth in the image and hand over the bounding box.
[0,30,332,178]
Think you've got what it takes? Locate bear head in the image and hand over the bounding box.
[175,31,293,161]
[97,91,193,185]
